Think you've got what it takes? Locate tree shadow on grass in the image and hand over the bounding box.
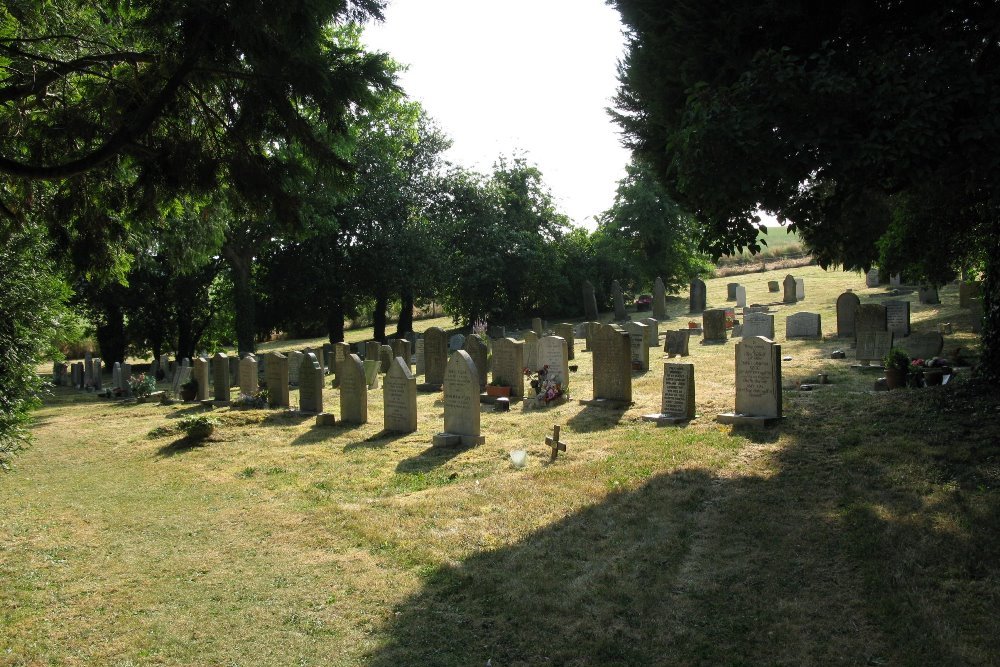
[344,430,410,452]
[395,445,466,473]
[290,421,357,447]
[155,436,209,457]
[565,403,628,432]
[164,404,215,418]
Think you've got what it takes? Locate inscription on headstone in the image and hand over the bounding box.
[592,324,632,403]
[435,350,484,446]
[264,352,289,408]
[538,335,570,389]
[665,330,690,357]
[627,322,650,371]
[339,354,368,424]
[383,358,417,433]
[856,331,894,365]
[742,312,775,339]
[298,353,324,414]
[491,337,525,397]
[885,300,911,337]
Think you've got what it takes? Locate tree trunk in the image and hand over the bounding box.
[96,306,127,364]
[981,223,1000,383]
[395,286,414,338]
[223,242,256,357]
[373,292,388,342]
[327,283,345,344]
[176,317,196,361]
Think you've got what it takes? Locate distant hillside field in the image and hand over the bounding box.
[754,226,802,252]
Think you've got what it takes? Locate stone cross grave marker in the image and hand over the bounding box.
[298,353,324,414]
[433,350,484,447]
[717,336,782,424]
[592,324,632,403]
[783,275,797,304]
[885,300,911,337]
[491,337,525,397]
[689,278,706,314]
[836,292,861,338]
[583,280,599,320]
[265,352,289,408]
[545,425,567,462]
[383,357,417,433]
[240,354,258,395]
[339,353,368,424]
[665,330,690,357]
[785,312,822,339]
[423,327,448,386]
[653,276,668,319]
[642,362,695,424]
[553,323,575,360]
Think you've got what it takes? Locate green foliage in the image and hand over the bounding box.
[0,225,68,470]
[178,414,217,441]
[127,373,157,399]
[883,348,911,375]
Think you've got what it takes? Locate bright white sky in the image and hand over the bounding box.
[363,0,631,230]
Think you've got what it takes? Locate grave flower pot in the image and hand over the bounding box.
[924,369,944,386]
[884,369,906,390]
[486,385,511,398]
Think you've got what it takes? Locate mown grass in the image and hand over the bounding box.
[3,266,998,666]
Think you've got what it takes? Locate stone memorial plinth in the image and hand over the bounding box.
[665,330,690,357]
[586,324,632,404]
[264,352,289,408]
[433,350,484,447]
[785,312,822,339]
[383,357,417,433]
[689,278,706,314]
[717,336,782,425]
[491,338,525,397]
[339,354,368,424]
[642,362,696,425]
[836,292,861,338]
[702,309,728,344]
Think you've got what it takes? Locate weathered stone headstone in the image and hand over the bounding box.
[795,278,805,301]
[642,362,695,424]
[836,292,861,338]
[918,286,940,305]
[462,334,490,389]
[768,280,780,293]
[735,285,747,308]
[363,359,380,389]
[383,357,416,433]
[702,309,728,343]
[298,353,324,414]
[856,331,894,365]
[959,281,981,308]
[172,364,192,398]
[612,280,628,320]
[365,341,382,363]
[264,352,289,408]
[415,339,425,376]
[717,336,782,424]
[228,355,240,387]
[591,324,632,403]
[491,337,525,397]
[583,280,599,320]
[433,350,484,447]
[84,353,94,388]
[742,312,775,339]
[538,335,570,389]
[448,334,466,352]
[553,323,575,360]
[970,297,984,333]
[159,354,171,381]
[379,344,393,373]
[627,322,650,371]
[854,304,888,338]
[487,325,506,340]
[331,342,349,387]
[523,331,539,371]
[239,354,258,395]
[726,282,738,301]
[531,317,544,336]
[665,330,690,357]
[305,346,324,374]
[193,357,210,401]
[889,274,902,287]
[288,350,304,385]
[783,275,797,304]
[389,339,411,371]
[885,300,911,337]
[689,278,706,314]
[653,276,668,320]
[339,354,368,424]
[423,327,448,386]
[582,322,598,351]
[865,268,880,288]
[901,332,944,360]
[91,358,102,389]
[785,312,822,339]
[640,318,659,348]
[212,353,230,402]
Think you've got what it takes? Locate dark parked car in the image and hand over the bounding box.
[635,294,652,311]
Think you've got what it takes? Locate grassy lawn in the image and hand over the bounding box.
[3,266,998,666]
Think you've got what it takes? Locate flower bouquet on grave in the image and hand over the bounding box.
[128,373,156,399]
[524,365,565,406]
[233,390,268,409]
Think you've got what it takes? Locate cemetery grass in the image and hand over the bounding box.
[3,267,999,666]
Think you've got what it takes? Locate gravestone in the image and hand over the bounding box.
[783,275,797,304]
[228,355,240,388]
[423,327,448,386]
[795,278,805,301]
[627,322,650,371]
[918,286,940,305]
[642,362,696,424]
[702,309,728,343]
[212,353,230,402]
[836,292,861,338]
[959,281,981,308]
[160,354,171,381]
[240,354,258,395]
[885,300,911,337]
[491,338,525,397]
[901,332,944,360]
[305,347,324,374]
[640,318,659,348]
[538,335,570,389]
[92,358,102,389]
[583,280,599,320]
[298,353,324,414]
[768,281,780,293]
[865,268,880,288]
[390,339,411,372]
[433,350,484,447]
[785,312,822,339]
[653,276,668,319]
[383,357,417,433]
[742,312,775,339]
[193,357,210,401]
[582,322,598,351]
[523,331,539,371]
[448,334,466,352]
[288,351,304,385]
[379,344,393,373]
[121,363,132,393]
[462,334,489,389]
[689,279,706,314]
[854,304,888,338]
[415,339,425,376]
[531,317,544,336]
[553,323,575,360]
[727,282,738,301]
[365,341,382,362]
[612,280,628,320]
[264,352,289,408]
[717,336,782,424]
[735,285,747,308]
[487,325,506,339]
[591,324,632,403]
[339,354,368,424]
[84,353,93,388]
[665,330,690,357]
[363,359,380,389]
[889,274,902,287]
[332,342,350,387]
[856,331,894,365]
[970,297,984,333]
[172,364,192,398]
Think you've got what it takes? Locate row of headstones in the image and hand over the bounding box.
[689,274,806,315]
[52,354,105,390]
[582,276,674,322]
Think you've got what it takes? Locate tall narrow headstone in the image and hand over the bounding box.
[583,280,599,320]
[717,336,782,424]
[433,350,484,447]
[462,334,489,389]
[172,364,192,398]
[665,330,690,357]
[855,304,888,338]
[612,280,628,320]
[552,323,575,360]
[491,337,525,397]
[642,362,695,424]
[264,352,289,407]
[653,277,668,320]
[735,285,747,308]
[523,331,539,371]
[885,300,911,337]
[390,339,411,371]
[84,353,94,388]
[423,327,448,386]
[91,358,102,389]
[689,279,706,314]
[331,342,350,387]
[627,322,650,371]
[212,353,230,402]
[592,324,632,403]
[538,335,570,389]
[363,359,380,389]
[159,354,171,381]
[415,339,426,376]
[836,292,861,338]
[240,354,258,395]
[339,354,368,424]
[640,318,659,348]
[228,355,240,387]
[193,357,210,401]
[379,344,393,373]
[783,275,797,304]
[383,357,417,433]
[288,350,304,385]
[365,341,382,363]
[795,278,805,301]
[298,353,324,414]
[865,268,880,288]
